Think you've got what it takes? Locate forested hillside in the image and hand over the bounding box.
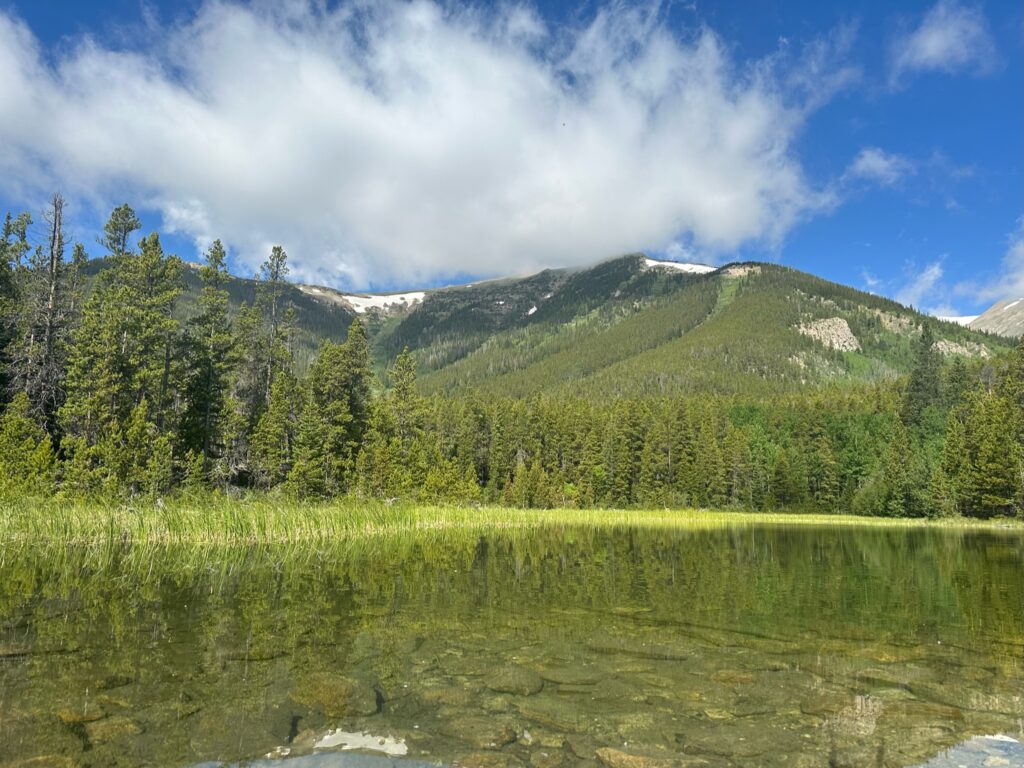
[403,258,1009,396]
[1,198,1022,518]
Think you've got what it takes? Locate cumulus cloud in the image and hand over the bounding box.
[890,0,996,85]
[846,147,915,187]
[0,1,840,288]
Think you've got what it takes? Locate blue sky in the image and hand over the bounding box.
[0,0,1020,314]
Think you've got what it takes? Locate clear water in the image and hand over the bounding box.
[0,524,1022,767]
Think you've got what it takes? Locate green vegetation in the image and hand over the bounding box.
[4,497,1019,547]
[1,198,1023,523]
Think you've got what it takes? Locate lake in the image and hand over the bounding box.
[0,523,1021,767]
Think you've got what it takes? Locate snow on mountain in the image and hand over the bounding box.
[298,284,425,314]
[936,315,979,326]
[642,258,716,274]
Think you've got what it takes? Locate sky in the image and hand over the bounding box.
[0,0,1020,315]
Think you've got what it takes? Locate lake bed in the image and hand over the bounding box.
[1,522,1021,767]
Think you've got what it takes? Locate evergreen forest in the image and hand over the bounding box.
[2,198,1023,519]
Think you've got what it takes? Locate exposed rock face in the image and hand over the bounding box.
[874,310,916,335]
[932,339,991,358]
[722,264,761,278]
[797,317,861,352]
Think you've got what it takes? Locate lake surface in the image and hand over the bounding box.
[0,523,1022,767]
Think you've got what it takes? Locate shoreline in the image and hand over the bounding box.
[1,497,1020,547]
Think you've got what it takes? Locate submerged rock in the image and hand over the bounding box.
[516,697,589,733]
[441,717,517,749]
[596,747,710,768]
[487,666,543,696]
[291,674,379,718]
[83,715,141,743]
[453,752,526,768]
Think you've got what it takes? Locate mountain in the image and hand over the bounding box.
[967,297,1024,338]
[382,255,1010,397]
[84,253,1013,392]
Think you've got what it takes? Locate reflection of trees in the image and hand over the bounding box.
[0,526,1020,763]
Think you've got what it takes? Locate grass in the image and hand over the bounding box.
[0,495,1020,548]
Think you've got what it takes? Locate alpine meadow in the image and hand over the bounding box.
[0,1,1023,767]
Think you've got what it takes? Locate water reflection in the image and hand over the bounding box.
[0,524,1021,767]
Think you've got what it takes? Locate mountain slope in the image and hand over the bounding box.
[83,252,1014,391]
[969,297,1024,337]
[389,257,1011,397]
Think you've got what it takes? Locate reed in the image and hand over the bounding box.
[0,494,1019,548]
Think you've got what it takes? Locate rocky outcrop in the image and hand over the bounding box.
[932,339,991,358]
[797,317,861,352]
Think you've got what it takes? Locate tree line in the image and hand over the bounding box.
[0,198,1022,517]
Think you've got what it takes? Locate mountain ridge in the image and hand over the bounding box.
[87,252,1017,393]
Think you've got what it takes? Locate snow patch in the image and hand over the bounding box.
[937,313,974,325]
[299,285,424,314]
[643,258,716,274]
[1003,299,1022,311]
[527,306,537,316]
[342,291,425,313]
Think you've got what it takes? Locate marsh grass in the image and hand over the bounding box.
[1,494,1019,549]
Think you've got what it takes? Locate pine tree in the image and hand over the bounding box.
[251,372,300,488]
[287,336,364,497]
[102,204,141,259]
[902,325,941,427]
[882,419,912,517]
[808,433,839,511]
[961,392,1020,517]
[179,240,235,467]
[723,424,753,508]
[637,415,673,506]
[0,212,32,404]
[0,392,56,495]
[355,350,429,500]
[61,213,182,449]
[287,388,334,498]
[258,245,290,398]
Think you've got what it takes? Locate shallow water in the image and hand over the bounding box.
[0,524,1021,767]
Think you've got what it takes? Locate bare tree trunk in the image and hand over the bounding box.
[40,193,64,420]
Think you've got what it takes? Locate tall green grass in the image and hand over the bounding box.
[1,495,1019,548]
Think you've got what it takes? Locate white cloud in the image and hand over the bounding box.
[896,261,945,310]
[846,147,915,187]
[971,218,1024,301]
[0,2,839,288]
[890,0,996,85]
